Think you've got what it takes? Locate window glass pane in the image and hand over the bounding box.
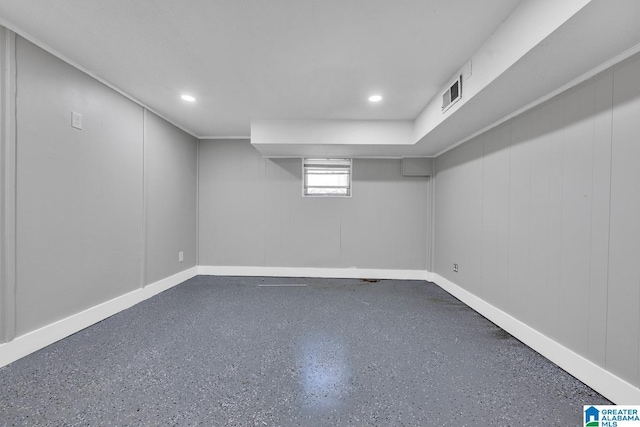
[306,172,349,187]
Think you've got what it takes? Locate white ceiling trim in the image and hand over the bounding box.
[261,155,410,160]
[433,39,640,159]
[199,136,250,140]
[0,16,199,139]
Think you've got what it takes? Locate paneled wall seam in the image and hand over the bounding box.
[196,138,200,267]
[141,108,147,288]
[557,98,566,337]
[505,123,513,311]
[429,175,435,271]
[480,139,485,296]
[287,159,293,266]
[143,111,197,284]
[601,71,614,371]
[0,27,6,344]
[526,119,533,325]
[262,156,267,267]
[588,85,596,358]
[604,67,615,372]
[338,216,342,261]
[580,90,595,355]
[141,107,149,288]
[586,77,611,365]
[414,179,418,268]
[2,28,17,343]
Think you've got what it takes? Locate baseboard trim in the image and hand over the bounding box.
[0,266,198,368]
[431,273,640,404]
[198,265,430,281]
[2,266,635,403]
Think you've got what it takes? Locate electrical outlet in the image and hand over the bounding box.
[453,263,458,272]
[178,251,184,262]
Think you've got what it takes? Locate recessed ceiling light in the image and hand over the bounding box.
[368,95,383,103]
[181,94,196,102]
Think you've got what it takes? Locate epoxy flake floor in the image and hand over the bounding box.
[0,276,610,426]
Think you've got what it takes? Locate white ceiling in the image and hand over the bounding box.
[251,0,640,157]
[0,0,522,138]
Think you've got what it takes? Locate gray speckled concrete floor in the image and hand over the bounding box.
[0,276,609,426]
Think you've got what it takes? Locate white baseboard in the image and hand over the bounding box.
[431,273,640,405]
[0,266,198,368]
[197,265,430,281]
[2,265,636,404]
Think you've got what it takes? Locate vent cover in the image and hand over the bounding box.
[442,75,462,112]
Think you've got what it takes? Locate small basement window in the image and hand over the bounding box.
[303,158,352,197]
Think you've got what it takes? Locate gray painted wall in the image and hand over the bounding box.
[607,54,640,388]
[9,36,197,338]
[144,111,198,284]
[199,140,430,270]
[434,52,640,387]
[15,36,144,335]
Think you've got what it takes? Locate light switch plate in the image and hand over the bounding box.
[71,112,82,130]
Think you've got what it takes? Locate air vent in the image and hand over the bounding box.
[442,75,462,112]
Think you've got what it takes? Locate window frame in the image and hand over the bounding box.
[302,158,352,198]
